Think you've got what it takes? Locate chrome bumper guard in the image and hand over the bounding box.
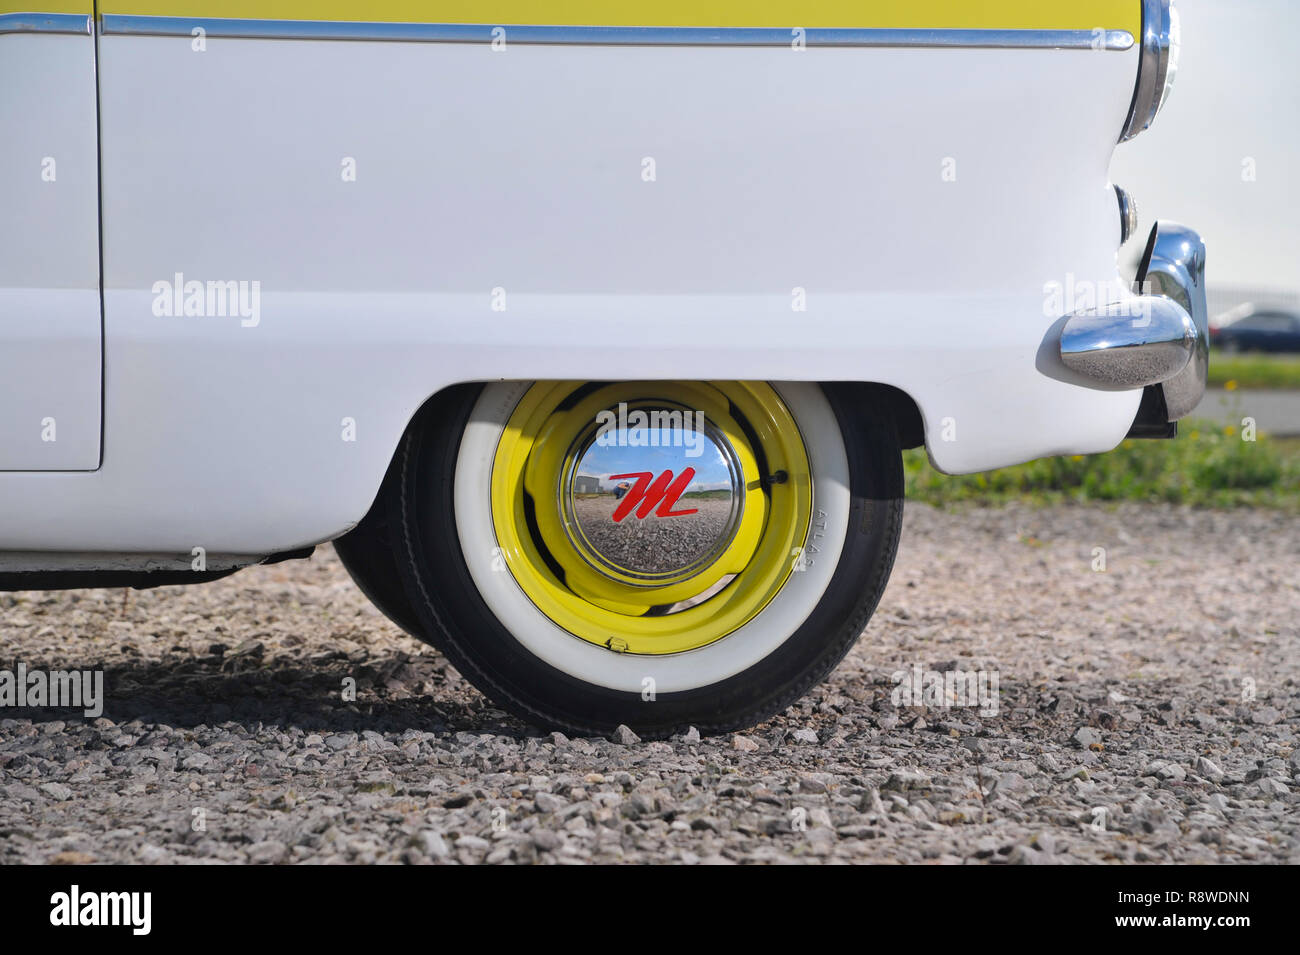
[1059,222,1207,421]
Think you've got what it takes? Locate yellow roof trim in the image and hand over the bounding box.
[91,1,1141,35]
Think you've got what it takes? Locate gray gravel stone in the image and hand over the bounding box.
[39,783,72,801]
[1149,760,1187,782]
[247,840,288,864]
[535,792,566,813]
[1195,757,1225,782]
[1072,727,1102,748]
[612,725,641,746]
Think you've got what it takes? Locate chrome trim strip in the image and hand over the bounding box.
[0,12,92,35]
[99,16,1134,50]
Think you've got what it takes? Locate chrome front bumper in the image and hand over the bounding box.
[1059,222,1207,420]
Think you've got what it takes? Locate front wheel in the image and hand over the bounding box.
[390,381,903,738]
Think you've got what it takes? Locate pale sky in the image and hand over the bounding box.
[1109,0,1300,292]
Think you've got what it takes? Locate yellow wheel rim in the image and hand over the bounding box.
[490,381,812,655]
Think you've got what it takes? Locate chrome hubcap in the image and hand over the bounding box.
[560,401,745,585]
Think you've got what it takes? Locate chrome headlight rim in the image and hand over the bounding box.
[1114,184,1139,245]
[1119,0,1179,142]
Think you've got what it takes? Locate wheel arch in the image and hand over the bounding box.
[338,379,925,545]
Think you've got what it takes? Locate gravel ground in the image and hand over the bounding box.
[1,502,1297,865]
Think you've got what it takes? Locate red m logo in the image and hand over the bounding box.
[609,469,698,522]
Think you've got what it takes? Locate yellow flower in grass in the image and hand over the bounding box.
[1225,379,1238,391]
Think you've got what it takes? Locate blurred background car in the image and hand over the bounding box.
[1209,305,1300,353]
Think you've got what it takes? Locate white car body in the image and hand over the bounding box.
[1,0,1201,572]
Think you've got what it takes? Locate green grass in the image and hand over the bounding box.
[1207,349,1300,390]
[905,418,1300,510]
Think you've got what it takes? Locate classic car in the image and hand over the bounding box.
[1,0,1204,736]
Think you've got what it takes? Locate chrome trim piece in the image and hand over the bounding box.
[1119,0,1174,141]
[99,16,1134,49]
[1060,298,1195,389]
[1058,221,1207,418]
[560,405,744,585]
[1139,222,1207,420]
[1114,184,1139,245]
[0,12,92,35]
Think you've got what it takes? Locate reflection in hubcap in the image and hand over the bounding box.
[561,402,745,584]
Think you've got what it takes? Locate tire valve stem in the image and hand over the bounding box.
[606,637,629,653]
[764,470,789,486]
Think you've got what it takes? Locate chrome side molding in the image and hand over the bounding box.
[0,13,92,35]
[97,16,1135,49]
[1060,221,1207,419]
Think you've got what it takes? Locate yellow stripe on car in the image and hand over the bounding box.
[0,1,91,14]
[95,0,1141,34]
